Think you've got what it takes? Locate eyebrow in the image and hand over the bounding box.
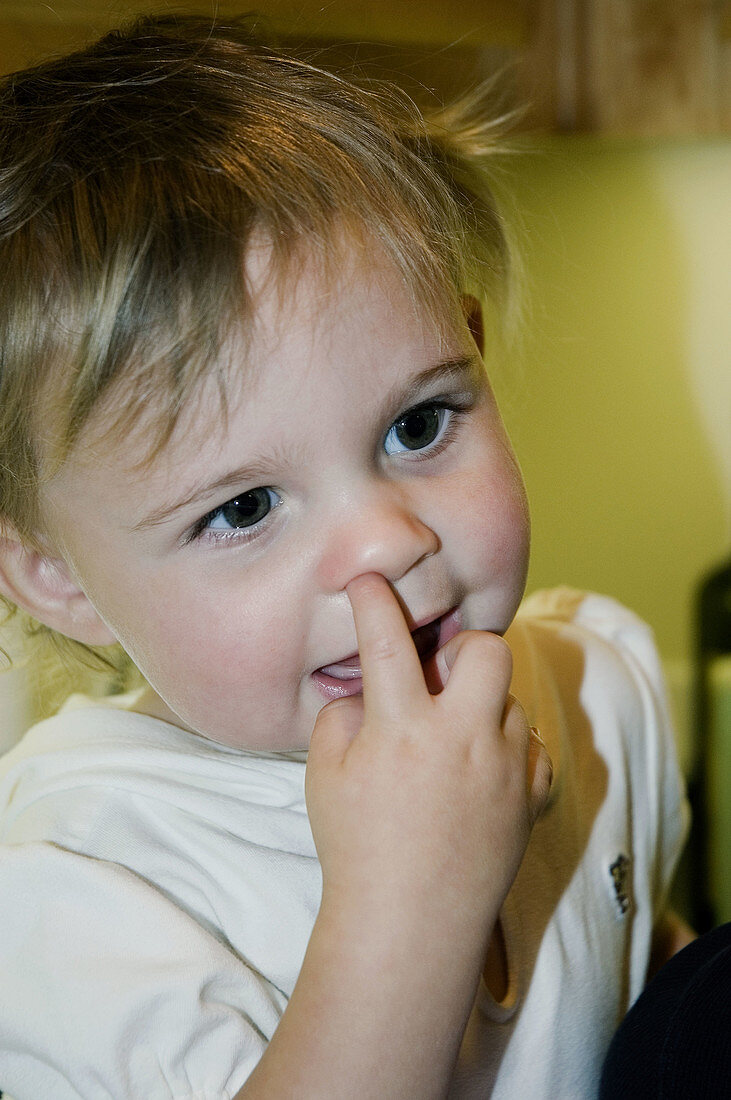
[380,355,481,421]
[132,354,481,532]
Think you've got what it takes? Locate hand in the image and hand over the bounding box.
[306,572,552,944]
[248,574,552,1100]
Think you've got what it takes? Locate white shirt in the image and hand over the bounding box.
[0,590,688,1099]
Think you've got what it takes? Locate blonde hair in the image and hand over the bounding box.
[0,13,511,698]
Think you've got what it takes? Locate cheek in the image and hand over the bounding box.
[165,580,299,683]
[105,563,303,709]
[451,457,529,570]
[127,588,310,746]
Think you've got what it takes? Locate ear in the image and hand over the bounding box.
[462,295,484,356]
[0,527,117,646]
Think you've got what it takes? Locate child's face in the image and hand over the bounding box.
[41,244,530,751]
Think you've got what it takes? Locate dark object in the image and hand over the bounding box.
[600,923,731,1098]
[690,556,731,932]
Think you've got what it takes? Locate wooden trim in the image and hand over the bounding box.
[1,0,729,133]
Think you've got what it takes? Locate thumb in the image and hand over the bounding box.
[306,695,364,817]
[308,695,365,766]
[429,628,503,694]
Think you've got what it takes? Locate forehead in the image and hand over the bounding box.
[245,238,448,366]
[72,239,463,474]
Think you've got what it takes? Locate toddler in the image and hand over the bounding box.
[0,15,689,1099]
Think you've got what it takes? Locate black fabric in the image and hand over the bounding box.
[600,923,731,1098]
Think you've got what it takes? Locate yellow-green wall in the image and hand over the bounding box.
[491,137,730,669]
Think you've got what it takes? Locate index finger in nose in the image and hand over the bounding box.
[346,573,427,721]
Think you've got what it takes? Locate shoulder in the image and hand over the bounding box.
[0,699,168,846]
[515,585,656,647]
[0,696,235,847]
[511,586,666,705]
[0,691,248,779]
[508,587,682,800]
[511,586,688,844]
[1,691,175,757]
[0,695,190,806]
[0,694,309,855]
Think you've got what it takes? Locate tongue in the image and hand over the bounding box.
[319,617,441,680]
[318,658,363,679]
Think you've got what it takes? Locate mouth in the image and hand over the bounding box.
[312,607,462,701]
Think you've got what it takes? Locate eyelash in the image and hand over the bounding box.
[184,491,282,548]
[383,400,459,461]
[186,396,473,548]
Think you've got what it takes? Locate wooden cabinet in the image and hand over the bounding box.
[1,1,729,135]
[523,0,731,135]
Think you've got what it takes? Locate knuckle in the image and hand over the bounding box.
[314,697,344,725]
[462,630,513,680]
[367,633,401,664]
[313,696,360,735]
[348,572,387,606]
[503,693,527,728]
[488,633,513,674]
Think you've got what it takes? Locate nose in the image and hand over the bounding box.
[317,483,440,592]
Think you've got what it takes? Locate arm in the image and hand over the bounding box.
[236,573,552,1099]
[647,908,696,982]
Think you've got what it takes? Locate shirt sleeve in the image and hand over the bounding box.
[0,842,281,1100]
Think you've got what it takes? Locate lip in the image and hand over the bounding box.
[312,607,463,701]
